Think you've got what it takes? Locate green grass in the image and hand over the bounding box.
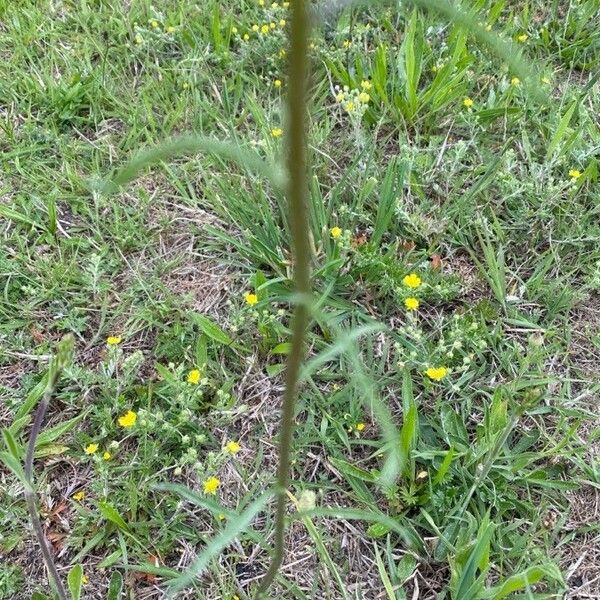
[1,0,599,598]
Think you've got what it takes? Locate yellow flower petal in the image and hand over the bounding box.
[118,410,137,428]
[404,297,419,311]
[402,273,422,289]
[84,443,98,455]
[106,336,122,345]
[225,441,241,455]
[244,292,258,305]
[187,369,201,384]
[203,476,220,495]
[425,367,448,381]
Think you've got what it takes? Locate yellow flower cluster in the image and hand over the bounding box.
[426,367,448,381]
[402,273,422,312]
[334,80,373,116]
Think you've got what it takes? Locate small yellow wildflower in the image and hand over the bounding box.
[102,451,111,460]
[309,42,316,50]
[269,22,276,30]
[258,0,264,5]
[187,369,201,385]
[517,33,528,42]
[335,92,345,103]
[135,34,143,45]
[81,575,89,585]
[203,476,220,495]
[252,24,259,32]
[344,100,355,112]
[84,443,98,455]
[463,97,474,108]
[361,80,372,90]
[244,292,258,305]
[72,491,85,501]
[271,1,279,6]
[342,40,352,49]
[358,91,370,104]
[261,24,270,34]
[426,367,448,381]
[404,297,420,311]
[541,76,551,84]
[231,26,238,34]
[166,26,175,33]
[279,19,286,27]
[106,336,122,345]
[485,23,492,31]
[355,422,366,432]
[243,33,250,41]
[569,169,582,179]
[274,79,282,88]
[511,77,521,86]
[330,226,342,239]
[283,1,289,7]
[271,127,283,138]
[150,19,159,29]
[118,410,137,428]
[225,440,241,455]
[403,273,422,289]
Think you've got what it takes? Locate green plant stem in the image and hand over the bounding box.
[24,339,73,600]
[256,0,311,596]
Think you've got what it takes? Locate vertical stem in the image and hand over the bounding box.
[23,339,73,600]
[257,0,311,596]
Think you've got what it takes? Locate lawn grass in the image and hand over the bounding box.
[1,0,599,598]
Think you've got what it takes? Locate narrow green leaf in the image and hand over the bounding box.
[98,501,130,532]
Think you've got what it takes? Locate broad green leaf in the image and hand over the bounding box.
[37,414,85,447]
[546,100,577,160]
[329,456,378,482]
[67,564,83,600]
[189,313,236,347]
[107,571,124,600]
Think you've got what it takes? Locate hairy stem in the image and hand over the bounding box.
[256,0,311,596]
[24,337,74,600]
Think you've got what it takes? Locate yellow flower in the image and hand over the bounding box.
[511,77,521,86]
[344,100,355,112]
[361,80,372,90]
[342,40,352,49]
[261,24,270,34]
[225,441,241,455]
[279,19,286,27]
[81,575,89,585]
[402,273,422,289]
[569,169,582,179]
[106,336,122,345]
[517,33,528,42]
[271,127,283,138]
[187,369,201,384]
[355,422,366,432]
[358,91,370,104]
[244,292,258,305]
[463,97,474,108]
[203,476,220,495]
[335,92,345,103]
[485,23,492,31]
[84,443,98,455]
[271,1,279,6]
[166,26,175,33]
[330,226,342,239]
[252,24,259,32]
[426,367,448,381]
[243,33,250,41]
[72,491,85,501]
[541,76,551,84]
[102,451,111,460]
[269,22,276,30]
[118,410,137,428]
[404,297,420,311]
[274,79,282,88]
[150,19,159,29]
[283,1,290,7]
[231,26,238,34]
[258,0,264,5]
